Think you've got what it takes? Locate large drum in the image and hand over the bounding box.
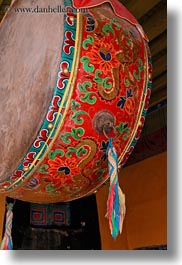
[0,0,152,203]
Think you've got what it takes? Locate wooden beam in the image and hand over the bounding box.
[120,0,161,20]
[150,31,167,58]
[152,72,167,94]
[140,2,167,41]
[0,0,4,7]
[152,51,167,79]
[149,87,167,107]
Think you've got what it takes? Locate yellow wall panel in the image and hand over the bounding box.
[96,152,167,250]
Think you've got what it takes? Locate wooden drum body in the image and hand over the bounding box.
[0,0,152,203]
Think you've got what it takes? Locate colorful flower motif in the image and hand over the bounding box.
[0,181,11,189]
[117,89,132,108]
[124,97,135,115]
[34,129,49,148]
[117,89,135,115]
[25,177,39,189]
[47,96,62,122]
[11,170,23,181]
[23,152,36,167]
[86,40,119,75]
[66,6,77,26]
[64,31,75,55]
[100,140,109,161]
[47,157,81,184]
[57,61,70,90]
[85,13,95,32]
[117,96,126,109]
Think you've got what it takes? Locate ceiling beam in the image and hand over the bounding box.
[150,31,167,58]
[152,72,167,94]
[119,0,161,20]
[140,1,167,41]
[149,88,167,107]
[152,51,167,79]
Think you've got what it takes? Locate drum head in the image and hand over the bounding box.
[0,0,64,182]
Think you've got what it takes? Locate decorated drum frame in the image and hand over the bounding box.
[0,0,152,203]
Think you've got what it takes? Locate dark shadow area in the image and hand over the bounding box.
[11,194,101,250]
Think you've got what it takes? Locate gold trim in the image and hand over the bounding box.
[5,12,83,192]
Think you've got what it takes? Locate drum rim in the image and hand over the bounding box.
[0,0,152,201]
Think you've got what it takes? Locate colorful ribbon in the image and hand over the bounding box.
[106,138,126,238]
[0,203,14,250]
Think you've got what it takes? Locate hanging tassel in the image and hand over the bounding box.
[106,138,126,238]
[0,203,14,250]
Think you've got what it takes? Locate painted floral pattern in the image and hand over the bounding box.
[57,61,70,90]
[86,39,119,75]
[48,157,81,184]
[47,96,62,122]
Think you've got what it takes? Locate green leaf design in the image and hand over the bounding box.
[71,100,81,109]
[124,78,130,87]
[66,147,77,158]
[72,128,84,139]
[94,70,103,83]
[112,19,121,30]
[60,132,72,144]
[78,81,92,93]
[103,23,115,36]
[77,147,87,157]
[66,146,88,158]
[78,81,97,104]
[94,70,112,89]
[102,77,112,89]
[127,39,132,46]
[46,184,60,196]
[48,149,64,160]
[39,164,49,174]
[134,59,144,81]
[71,110,88,125]
[71,100,88,125]
[83,35,94,50]
[94,169,107,184]
[60,128,85,144]
[115,122,131,140]
[80,56,94,73]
